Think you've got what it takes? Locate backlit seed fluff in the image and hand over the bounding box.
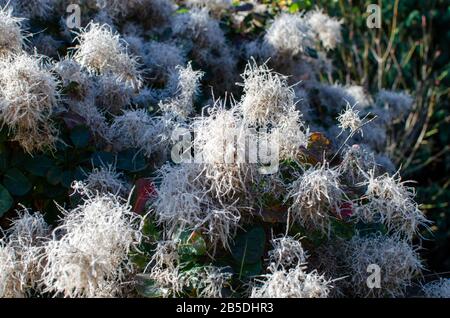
[286,164,344,234]
[239,60,296,126]
[343,233,423,297]
[73,22,142,89]
[422,279,450,298]
[264,13,314,57]
[0,53,59,152]
[306,9,342,50]
[0,6,25,56]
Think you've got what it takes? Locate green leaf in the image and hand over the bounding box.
[0,144,10,172]
[0,184,13,217]
[231,226,266,265]
[23,155,54,177]
[3,168,32,196]
[117,149,147,172]
[135,274,165,298]
[70,125,91,148]
[236,260,262,278]
[178,230,207,257]
[46,166,63,186]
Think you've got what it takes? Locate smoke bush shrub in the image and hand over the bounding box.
[0,0,442,299]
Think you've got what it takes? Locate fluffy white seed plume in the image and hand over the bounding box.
[160,62,204,118]
[153,163,241,251]
[41,187,144,298]
[192,102,257,199]
[422,278,450,298]
[339,144,377,184]
[345,85,372,108]
[172,7,226,49]
[239,60,296,126]
[145,240,184,297]
[95,74,133,114]
[343,233,423,297]
[7,207,49,244]
[2,0,53,19]
[73,22,142,90]
[53,57,85,86]
[264,13,314,57]
[337,102,364,135]
[0,241,21,298]
[271,109,310,160]
[375,90,413,123]
[0,53,59,153]
[358,170,430,240]
[109,109,174,159]
[182,265,232,298]
[250,266,333,298]
[0,6,25,56]
[306,9,342,50]
[0,208,49,298]
[185,0,231,17]
[172,7,236,92]
[286,164,344,234]
[268,236,308,270]
[82,165,129,196]
[141,40,185,83]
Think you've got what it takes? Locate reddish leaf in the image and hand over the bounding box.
[132,178,157,214]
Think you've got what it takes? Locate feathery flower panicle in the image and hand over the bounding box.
[160,63,204,118]
[53,57,86,86]
[109,108,155,151]
[268,236,308,270]
[95,74,133,114]
[0,208,49,298]
[67,97,111,144]
[271,109,310,160]
[422,278,450,298]
[109,0,174,29]
[73,22,142,90]
[172,7,236,92]
[306,9,342,50]
[337,102,364,136]
[93,0,146,21]
[343,233,423,297]
[345,85,372,109]
[0,241,21,298]
[358,170,430,240]
[264,13,314,57]
[2,0,53,19]
[0,6,25,56]
[250,266,333,298]
[339,144,376,184]
[238,61,296,126]
[192,101,257,200]
[83,165,129,196]
[182,265,232,298]
[0,53,59,152]
[41,187,144,298]
[172,8,226,49]
[185,0,232,17]
[286,164,344,234]
[145,240,184,297]
[6,207,49,244]
[375,90,413,123]
[109,109,175,159]
[141,40,185,83]
[30,34,61,57]
[311,83,357,116]
[153,163,241,251]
